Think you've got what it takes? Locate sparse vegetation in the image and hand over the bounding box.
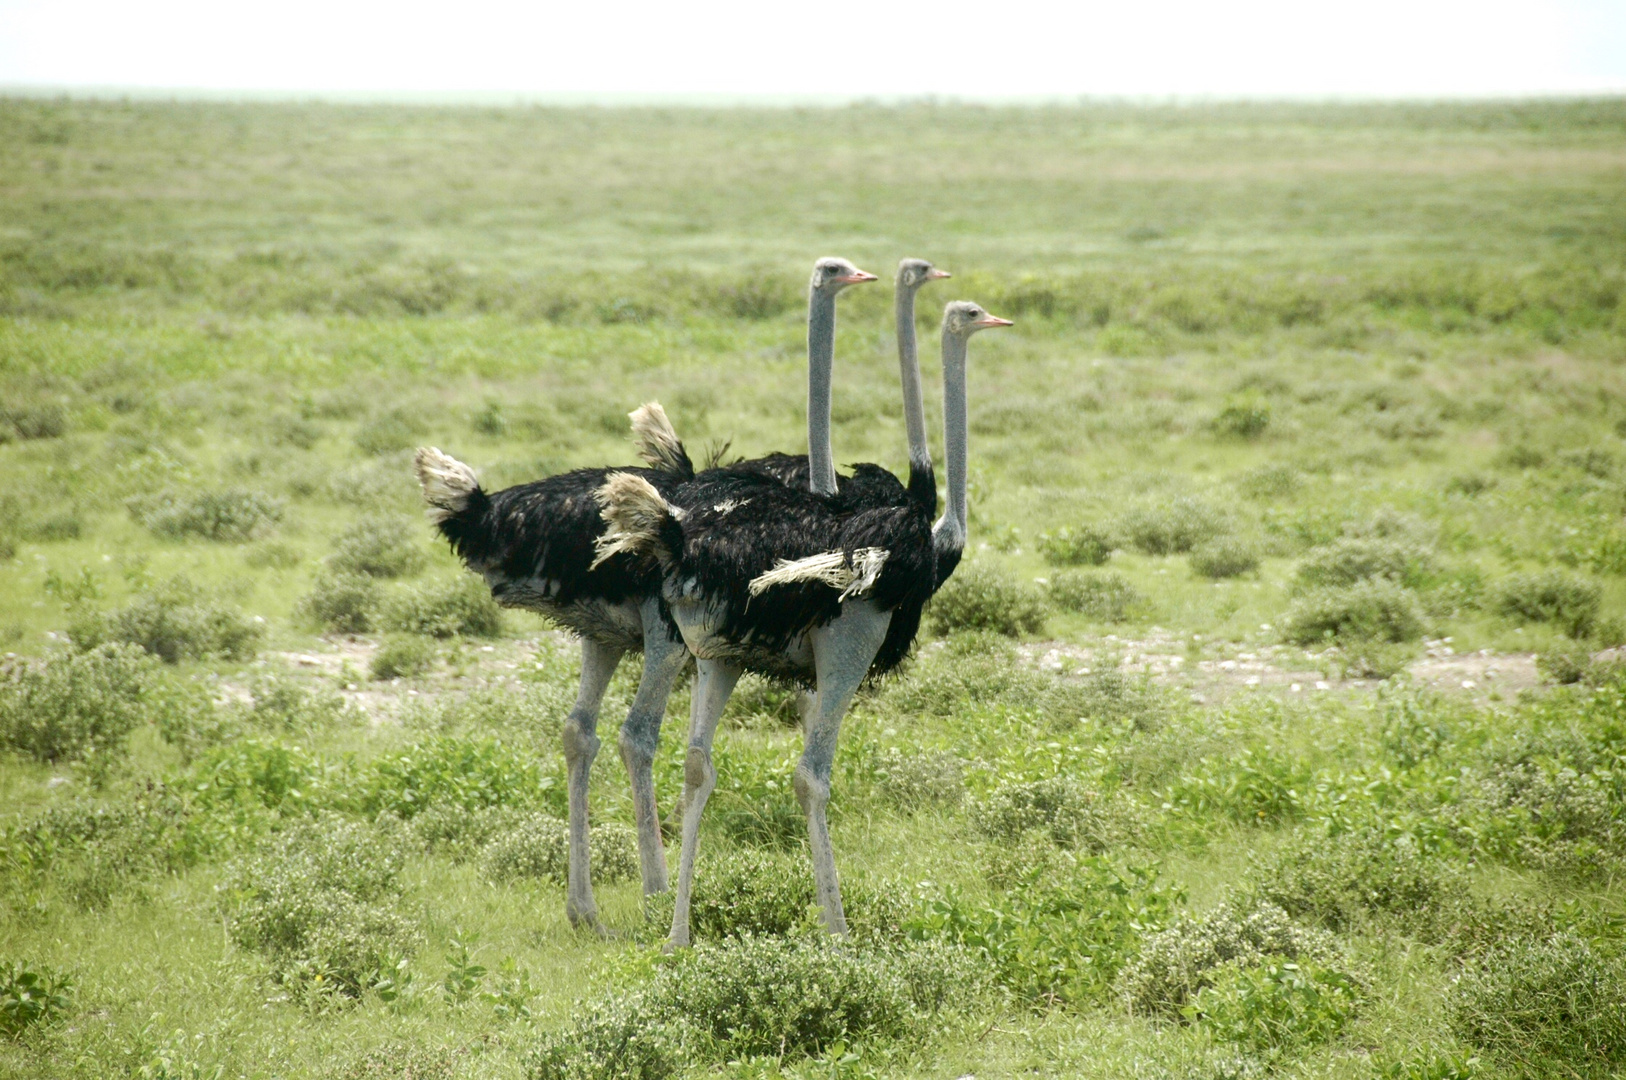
[3,97,1625,1080]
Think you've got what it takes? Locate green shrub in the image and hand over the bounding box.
[1449,934,1626,1077]
[301,571,381,635]
[1191,959,1360,1052]
[875,748,965,812]
[722,674,802,728]
[705,741,807,849]
[882,632,1044,716]
[1282,579,1426,644]
[1240,465,1302,499]
[1249,825,1466,932]
[409,803,523,861]
[150,672,238,764]
[1457,758,1624,878]
[906,856,1176,1005]
[1296,537,1436,590]
[357,736,555,820]
[71,578,263,662]
[970,775,1139,853]
[927,562,1046,637]
[370,634,434,680]
[238,671,357,734]
[480,813,637,885]
[352,409,426,456]
[128,488,284,542]
[1376,1053,1485,1080]
[1,786,207,908]
[328,1043,459,1080]
[1047,570,1142,621]
[1537,641,1595,684]
[381,577,503,638]
[1037,525,1114,566]
[191,738,334,817]
[1117,899,1342,1017]
[1119,498,1224,555]
[528,995,692,1080]
[0,643,152,765]
[1167,749,1313,826]
[0,960,73,1038]
[328,515,427,578]
[223,814,417,998]
[1493,570,1602,637]
[0,402,67,441]
[1190,537,1261,579]
[1213,398,1271,439]
[1044,669,1171,731]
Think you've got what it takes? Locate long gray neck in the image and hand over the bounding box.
[895,284,930,471]
[806,288,838,495]
[933,329,969,554]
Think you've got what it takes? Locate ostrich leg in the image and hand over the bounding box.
[666,658,743,949]
[619,597,688,896]
[562,639,625,932]
[798,602,892,935]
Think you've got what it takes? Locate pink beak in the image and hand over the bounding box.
[975,314,1014,328]
[838,270,878,284]
[927,268,952,280]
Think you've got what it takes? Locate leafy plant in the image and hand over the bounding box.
[1190,537,1261,579]
[441,937,487,1005]
[480,813,637,885]
[0,643,152,765]
[1493,569,1602,637]
[128,488,284,542]
[358,736,558,819]
[875,748,965,812]
[927,561,1046,637]
[300,571,381,635]
[380,577,503,638]
[370,634,434,680]
[1189,959,1359,1052]
[328,515,427,579]
[1118,498,1224,555]
[1037,524,1114,566]
[970,775,1139,853]
[0,960,73,1039]
[70,577,262,662]
[1282,579,1426,644]
[1047,570,1142,621]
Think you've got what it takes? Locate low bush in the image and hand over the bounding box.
[1190,537,1261,579]
[328,1044,460,1080]
[1213,398,1272,439]
[927,562,1046,637]
[300,570,381,635]
[353,409,426,456]
[223,814,418,999]
[70,578,263,663]
[328,515,427,579]
[1295,536,1436,590]
[237,671,355,734]
[151,673,239,764]
[1046,668,1171,732]
[1118,899,1343,1017]
[1536,641,1595,684]
[722,674,802,728]
[906,856,1176,1005]
[1167,748,1313,827]
[1493,569,1602,637]
[875,748,965,812]
[370,635,434,680]
[0,960,73,1038]
[1449,933,1626,1077]
[190,738,335,817]
[1240,465,1302,499]
[529,935,981,1078]
[357,736,556,820]
[882,632,1044,716]
[1282,579,1426,644]
[0,643,152,765]
[128,488,284,542]
[1119,498,1224,555]
[1248,825,1466,932]
[1037,524,1114,566]
[380,577,503,638]
[409,803,523,861]
[0,402,67,441]
[480,813,637,885]
[1456,757,1624,878]
[1191,959,1360,1052]
[705,741,807,849]
[970,775,1139,853]
[1,786,207,908]
[1047,570,1142,621]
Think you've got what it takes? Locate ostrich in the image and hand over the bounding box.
[412,402,697,933]
[596,297,1010,945]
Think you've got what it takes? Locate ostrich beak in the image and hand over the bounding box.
[838,270,878,284]
[975,314,1013,328]
[927,269,952,280]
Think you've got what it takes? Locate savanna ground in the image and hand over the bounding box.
[2,97,1626,1079]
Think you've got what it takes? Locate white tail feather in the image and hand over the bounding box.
[414,447,480,524]
[629,401,687,474]
[748,547,889,600]
[592,472,684,569]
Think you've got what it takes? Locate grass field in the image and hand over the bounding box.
[2,96,1625,1080]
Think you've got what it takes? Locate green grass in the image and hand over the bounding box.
[3,96,1626,1079]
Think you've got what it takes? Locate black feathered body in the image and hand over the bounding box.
[654,458,936,687]
[433,465,690,651]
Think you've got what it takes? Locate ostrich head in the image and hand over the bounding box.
[897,258,951,291]
[943,300,1014,337]
[810,257,877,295]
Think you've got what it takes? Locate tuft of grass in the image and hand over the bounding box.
[875,748,965,813]
[1449,934,1626,1078]
[970,775,1140,853]
[1190,537,1261,579]
[927,562,1047,637]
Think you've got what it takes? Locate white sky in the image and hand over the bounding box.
[0,0,1622,100]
